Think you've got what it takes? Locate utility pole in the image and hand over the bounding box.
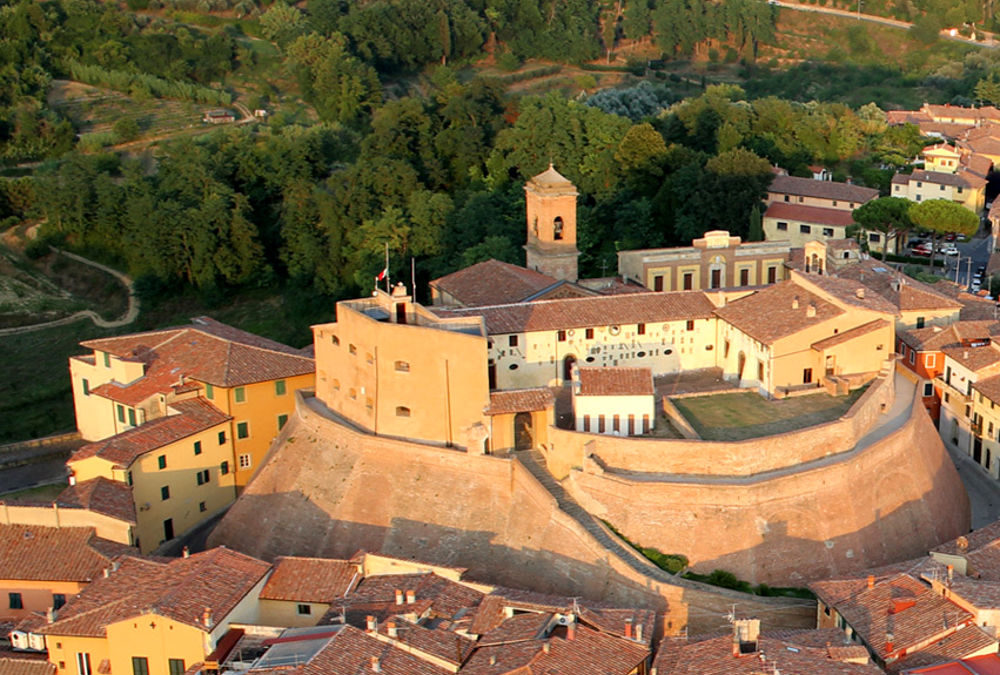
[967,257,974,288]
[955,253,961,283]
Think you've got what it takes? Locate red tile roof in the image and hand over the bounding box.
[577,367,654,396]
[484,389,553,416]
[294,625,450,675]
[0,657,57,675]
[435,292,716,334]
[0,525,133,582]
[714,281,845,345]
[811,319,890,350]
[69,398,229,468]
[260,557,359,603]
[888,625,998,673]
[764,202,858,227]
[430,260,563,307]
[769,175,879,203]
[328,573,485,628]
[81,317,314,390]
[55,477,137,524]
[40,547,270,637]
[942,342,1000,373]
[902,653,1000,674]
[901,321,1000,352]
[375,618,476,667]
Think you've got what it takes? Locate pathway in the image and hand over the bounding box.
[0,248,139,336]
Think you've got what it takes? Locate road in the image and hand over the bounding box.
[946,442,1000,528]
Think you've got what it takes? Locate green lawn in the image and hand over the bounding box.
[672,387,865,441]
[0,482,66,502]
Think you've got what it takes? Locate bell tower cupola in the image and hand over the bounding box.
[524,164,580,282]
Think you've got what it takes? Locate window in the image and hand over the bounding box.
[117,405,125,423]
[758,361,765,381]
[53,593,66,609]
[8,592,22,609]
[916,316,925,329]
[940,184,946,191]
[168,660,185,675]
[349,388,357,400]
[740,269,749,286]
[894,185,900,192]
[924,382,934,397]
[598,415,606,433]
[909,350,915,365]
[823,228,834,237]
[205,383,214,400]
[637,323,646,335]
[926,354,936,368]
[803,368,813,384]
[958,186,963,194]
[586,328,594,339]
[126,471,132,486]
[686,320,695,331]
[161,486,170,500]
[613,415,620,431]
[199,501,206,512]
[654,276,664,292]
[194,441,202,456]
[82,379,90,396]
[132,657,149,675]
[128,408,136,426]
[798,196,804,202]
[277,414,288,430]
[917,181,923,188]
[396,406,411,417]
[509,335,519,347]
[784,194,790,202]
[583,415,590,432]
[395,361,410,372]
[297,604,312,616]
[683,272,693,290]
[158,455,167,470]
[103,352,110,368]
[275,380,286,396]
[220,461,229,475]
[331,334,340,346]
[218,431,226,444]
[239,454,252,469]
[196,469,210,486]
[333,379,340,391]
[945,392,951,403]
[799,224,811,234]
[776,221,788,231]
[237,421,249,439]
[349,344,357,355]
[767,267,777,284]
[557,330,567,342]
[234,387,246,403]
[916,194,922,201]
[76,653,92,675]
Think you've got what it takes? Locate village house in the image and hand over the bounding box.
[938,340,1000,472]
[886,103,1000,139]
[572,367,655,436]
[762,173,879,248]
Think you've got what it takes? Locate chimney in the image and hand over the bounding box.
[395,589,404,605]
[636,623,644,643]
[202,607,213,629]
[947,565,954,583]
[46,607,56,624]
[103,568,110,578]
[965,350,970,360]
[867,575,874,589]
[885,632,894,656]
[806,303,816,318]
[733,618,761,656]
[489,656,497,666]
[567,622,576,641]
[370,657,381,673]
[387,621,398,638]
[624,618,633,639]
[182,546,190,558]
[958,536,969,552]
[405,589,416,604]
[366,615,377,633]
[792,295,800,309]
[542,642,550,654]
[855,287,865,299]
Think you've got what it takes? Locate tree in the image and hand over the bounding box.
[975,74,1000,106]
[748,204,762,241]
[852,196,913,254]
[908,199,979,266]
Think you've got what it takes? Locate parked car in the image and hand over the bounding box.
[941,245,960,256]
[945,233,957,241]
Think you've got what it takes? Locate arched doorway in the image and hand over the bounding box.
[563,354,577,382]
[514,412,533,451]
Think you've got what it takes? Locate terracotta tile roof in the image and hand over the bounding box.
[0,525,131,582]
[430,260,562,307]
[714,281,844,344]
[484,388,553,416]
[260,557,359,603]
[888,625,998,673]
[435,291,716,334]
[901,321,1000,352]
[330,573,485,627]
[903,169,983,188]
[55,477,136,524]
[965,154,993,177]
[40,547,270,637]
[576,607,655,644]
[80,317,314,389]
[69,398,230,468]
[375,618,476,667]
[478,612,551,645]
[0,658,56,675]
[942,342,1000,373]
[831,261,961,313]
[796,271,900,315]
[964,136,1000,158]
[764,201,857,227]
[973,374,1000,404]
[924,105,1000,122]
[888,110,931,125]
[812,319,890,350]
[295,625,450,675]
[769,175,879,203]
[651,633,881,674]
[901,652,1000,674]
[810,574,974,656]
[933,520,1000,558]
[577,367,654,396]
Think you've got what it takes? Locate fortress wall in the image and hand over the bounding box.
[543,369,895,478]
[208,393,815,635]
[566,395,969,585]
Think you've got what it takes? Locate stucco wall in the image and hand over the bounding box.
[564,392,969,585]
[544,369,895,478]
[207,392,815,635]
[0,503,133,546]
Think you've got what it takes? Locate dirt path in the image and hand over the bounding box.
[0,248,138,336]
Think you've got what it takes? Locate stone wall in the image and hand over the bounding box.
[208,393,815,635]
[565,392,969,585]
[543,368,895,478]
[0,502,133,545]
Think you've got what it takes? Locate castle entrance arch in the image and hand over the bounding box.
[514,412,534,451]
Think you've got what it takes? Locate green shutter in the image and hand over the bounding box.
[103,352,110,368]
[117,405,125,423]
[235,387,245,403]
[128,408,136,426]
[237,421,249,439]
[168,660,185,675]
[194,441,202,455]
[82,379,90,396]
[277,414,288,430]
[205,383,214,400]
[275,380,286,396]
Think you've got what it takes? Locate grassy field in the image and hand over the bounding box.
[672,387,865,441]
[0,483,67,502]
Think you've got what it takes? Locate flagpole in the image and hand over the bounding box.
[384,242,390,293]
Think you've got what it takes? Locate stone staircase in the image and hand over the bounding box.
[516,449,679,583]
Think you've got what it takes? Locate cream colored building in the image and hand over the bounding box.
[891,171,986,213]
[763,173,878,249]
[939,341,1000,470]
[572,367,655,436]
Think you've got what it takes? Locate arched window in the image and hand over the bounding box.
[395,360,410,372]
[553,216,564,240]
[396,406,411,417]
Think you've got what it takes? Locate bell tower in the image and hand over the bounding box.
[524,164,580,282]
